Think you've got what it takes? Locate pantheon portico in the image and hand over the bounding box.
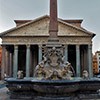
[0,15,95,79]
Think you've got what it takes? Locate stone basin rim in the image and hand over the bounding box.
[5,77,100,84]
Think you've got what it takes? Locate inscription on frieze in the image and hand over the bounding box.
[2,36,91,45]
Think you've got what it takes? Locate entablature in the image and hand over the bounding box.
[2,36,92,45]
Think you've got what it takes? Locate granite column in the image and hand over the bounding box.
[88,44,93,78]
[13,45,18,78]
[38,45,42,63]
[65,45,68,62]
[26,45,30,77]
[76,45,80,77]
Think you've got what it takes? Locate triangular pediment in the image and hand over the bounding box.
[0,15,95,37]
[58,20,92,37]
[1,15,50,37]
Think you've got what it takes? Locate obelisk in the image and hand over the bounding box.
[48,0,59,42]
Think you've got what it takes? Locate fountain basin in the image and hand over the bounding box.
[5,78,33,92]
[5,78,100,94]
[5,78,80,94]
[80,78,100,92]
[32,79,80,94]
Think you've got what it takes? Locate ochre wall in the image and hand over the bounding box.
[0,46,2,80]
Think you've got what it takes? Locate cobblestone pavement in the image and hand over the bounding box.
[0,81,10,100]
[0,87,10,100]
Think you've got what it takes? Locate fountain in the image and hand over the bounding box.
[32,45,80,94]
[5,0,100,99]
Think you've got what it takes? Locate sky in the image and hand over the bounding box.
[0,0,100,53]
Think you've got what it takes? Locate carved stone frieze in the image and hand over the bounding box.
[59,37,92,44]
[2,36,92,45]
[2,37,48,44]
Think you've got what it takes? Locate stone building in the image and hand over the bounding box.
[0,46,2,79]
[0,15,95,79]
[95,51,100,73]
[93,54,98,74]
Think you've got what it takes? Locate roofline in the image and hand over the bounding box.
[0,15,95,38]
[14,20,32,23]
[62,19,83,23]
[58,19,95,38]
[0,15,49,37]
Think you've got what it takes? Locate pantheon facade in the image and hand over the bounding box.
[0,15,95,79]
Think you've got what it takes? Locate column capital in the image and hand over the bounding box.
[26,44,30,49]
[76,45,80,50]
[38,44,42,48]
[64,44,68,48]
[76,44,80,46]
[14,45,18,50]
[64,44,68,46]
[88,44,92,49]
[2,45,6,49]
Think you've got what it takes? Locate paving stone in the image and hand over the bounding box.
[0,87,10,100]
